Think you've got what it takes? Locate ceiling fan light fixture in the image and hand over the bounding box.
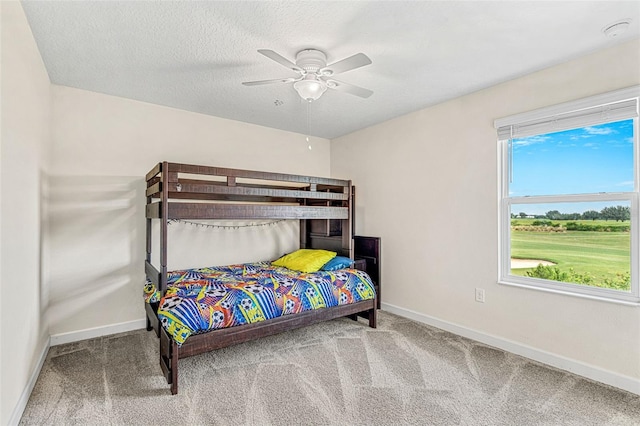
[293,77,327,101]
[244,49,372,100]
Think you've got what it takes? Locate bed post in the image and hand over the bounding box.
[160,326,179,394]
[160,161,169,294]
[343,181,354,258]
[299,194,308,249]
[351,185,356,239]
[170,341,179,395]
[146,200,152,265]
[145,191,153,331]
[368,300,377,328]
[145,162,163,332]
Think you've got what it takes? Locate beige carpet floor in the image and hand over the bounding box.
[20,311,640,425]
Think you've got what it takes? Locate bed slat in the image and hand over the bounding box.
[145,260,160,286]
[145,163,161,181]
[167,181,348,200]
[167,204,348,220]
[167,162,349,187]
[146,182,161,197]
[146,202,161,218]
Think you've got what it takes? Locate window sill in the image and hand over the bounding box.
[498,279,640,306]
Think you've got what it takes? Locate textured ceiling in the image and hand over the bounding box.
[22,1,640,139]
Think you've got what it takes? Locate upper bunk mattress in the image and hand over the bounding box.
[144,262,376,345]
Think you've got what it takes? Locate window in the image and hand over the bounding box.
[496,87,640,304]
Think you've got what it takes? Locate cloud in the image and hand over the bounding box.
[583,126,615,135]
[616,180,634,187]
[513,135,551,148]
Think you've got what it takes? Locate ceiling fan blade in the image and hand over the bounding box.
[322,53,371,75]
[257,49,301,72]
[242,77,297,86]
[325,79,373,98]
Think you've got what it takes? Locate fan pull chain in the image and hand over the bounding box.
[306,100,312,150]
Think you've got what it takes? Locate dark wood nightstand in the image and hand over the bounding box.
[354,236,381,309]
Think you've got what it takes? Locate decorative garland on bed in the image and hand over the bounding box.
[168,219,286,230]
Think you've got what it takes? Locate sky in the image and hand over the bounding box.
[509,119,635,216]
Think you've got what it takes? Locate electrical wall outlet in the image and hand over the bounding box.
[475,288,485,303]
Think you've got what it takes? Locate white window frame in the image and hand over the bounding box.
[495,86,640,305]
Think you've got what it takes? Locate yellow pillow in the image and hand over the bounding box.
[272,249,337,273]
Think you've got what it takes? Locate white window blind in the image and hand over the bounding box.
[497,98,638,140]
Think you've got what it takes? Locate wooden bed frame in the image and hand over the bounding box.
[144,162,377,394]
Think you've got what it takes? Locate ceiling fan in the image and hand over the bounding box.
[242,49,373,101]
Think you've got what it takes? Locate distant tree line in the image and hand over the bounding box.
[511,205,630,222]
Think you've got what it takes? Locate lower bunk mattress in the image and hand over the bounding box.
[144,262,376,346]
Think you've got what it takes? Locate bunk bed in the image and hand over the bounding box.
[144,162,377,394]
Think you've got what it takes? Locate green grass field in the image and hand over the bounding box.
[510,221,630,290]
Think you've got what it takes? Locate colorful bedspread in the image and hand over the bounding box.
[144,262,376,346]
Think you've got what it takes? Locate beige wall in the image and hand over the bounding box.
[48,85,330,336]
[3,2,638,419]
[1,2,51,423]
[331,39,640,381]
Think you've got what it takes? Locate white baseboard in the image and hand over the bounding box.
[10,308,638,424]
[381,302,640,396]
[9,337,51,426]
[10,319,146,424]
[50,318,147,346]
